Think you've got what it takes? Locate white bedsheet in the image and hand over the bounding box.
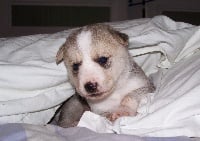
[0,16,200,137]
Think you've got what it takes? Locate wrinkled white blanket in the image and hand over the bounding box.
[0,16,200,137]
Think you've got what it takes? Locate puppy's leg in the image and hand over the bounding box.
[107,87,153,122]
[106,97,138,122]
[58,94,90,128]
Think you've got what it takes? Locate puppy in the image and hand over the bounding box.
[56,24,154,126]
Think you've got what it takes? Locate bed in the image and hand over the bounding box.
[0,15,200,140]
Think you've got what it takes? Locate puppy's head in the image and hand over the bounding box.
[56,24,130,101]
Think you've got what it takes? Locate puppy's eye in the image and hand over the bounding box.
[72,63,81,74]
[96,56,110,68]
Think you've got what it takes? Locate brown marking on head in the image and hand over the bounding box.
[56,28,82,65]
[56,43,65,65]
[85,24,129,47]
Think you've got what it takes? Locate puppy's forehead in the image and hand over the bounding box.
[65,24,118,58]
[87,24,117,45]
[77,30,92,55]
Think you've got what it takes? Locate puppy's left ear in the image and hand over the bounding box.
[56,43,65,65]
[111,30,129,47]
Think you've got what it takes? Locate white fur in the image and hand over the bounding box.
[89,72,146,114]
[76,31,107,95]
[77,31,92,61]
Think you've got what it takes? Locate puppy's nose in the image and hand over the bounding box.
[84,82,98,93]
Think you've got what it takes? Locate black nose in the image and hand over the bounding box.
[84,82,98,93]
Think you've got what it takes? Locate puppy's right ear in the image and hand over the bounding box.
[56,43,65,65]
[108,27,129,47]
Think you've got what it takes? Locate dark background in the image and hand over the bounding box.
[0,0,200,37]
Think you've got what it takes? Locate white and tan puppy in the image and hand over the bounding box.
[56,24,154,126]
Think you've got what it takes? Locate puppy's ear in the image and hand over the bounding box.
[56,43,65,65]
[110,29,129,47]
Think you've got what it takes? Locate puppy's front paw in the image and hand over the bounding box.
[106,106,137,122]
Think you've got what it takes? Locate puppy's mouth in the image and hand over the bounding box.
[77,84,115,101]
[84,90,112,101]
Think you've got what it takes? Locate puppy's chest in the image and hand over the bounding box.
[88,91,125,114]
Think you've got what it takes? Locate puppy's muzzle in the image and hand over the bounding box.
[84,82,98,93]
